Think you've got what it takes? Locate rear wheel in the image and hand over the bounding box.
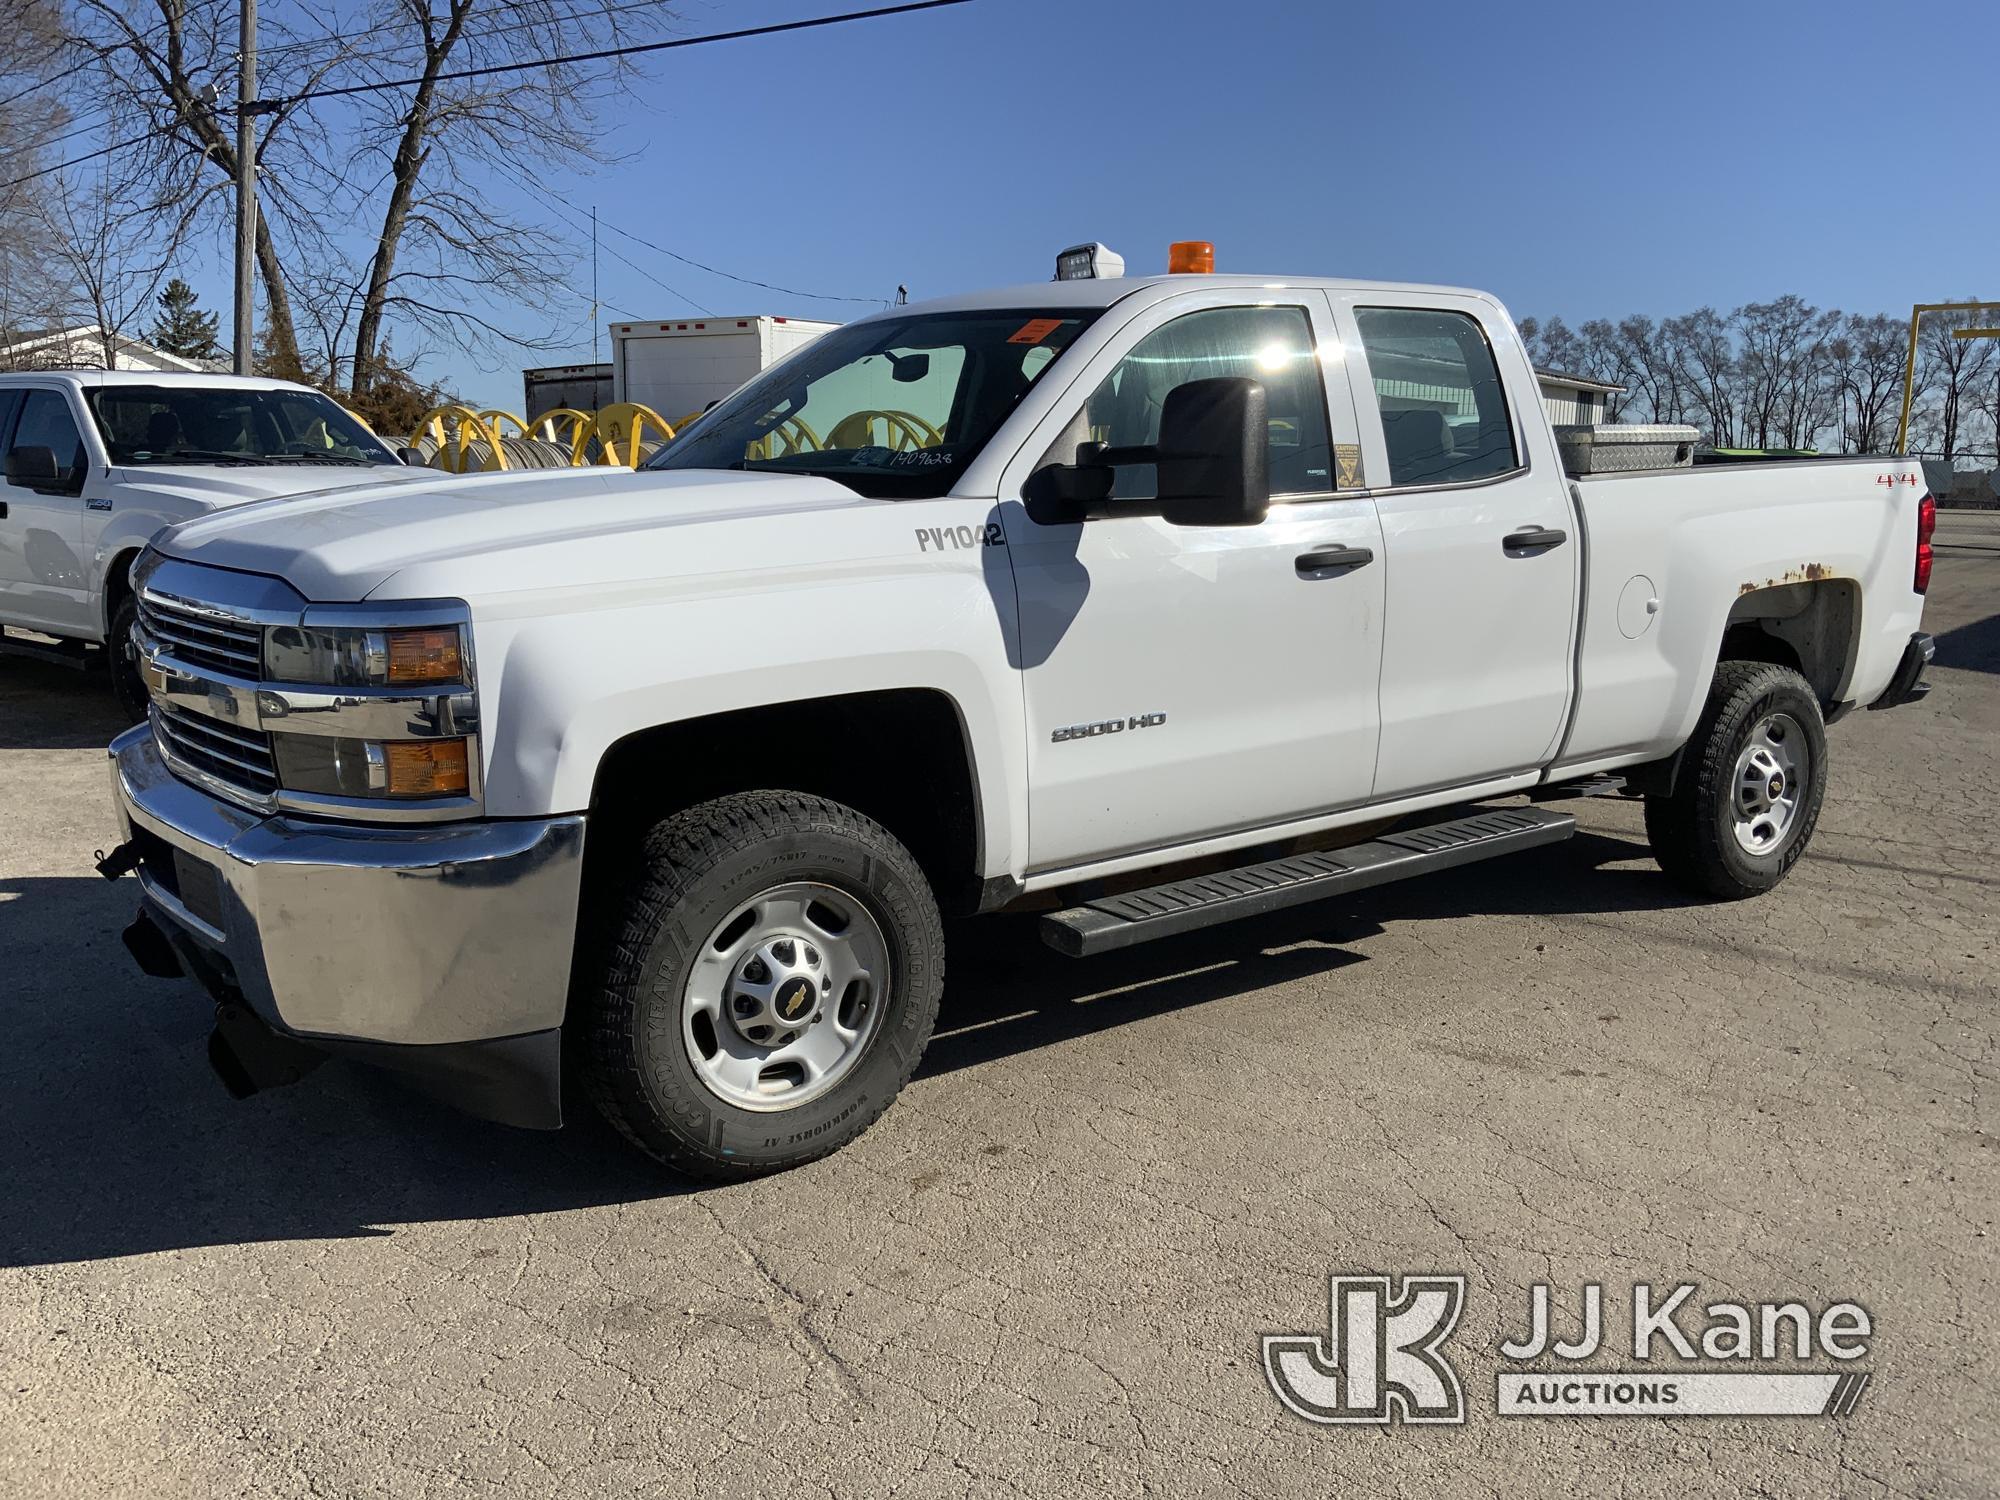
[584,791,944,1179]
[1645,661,1827,899]
[108,595,148,723]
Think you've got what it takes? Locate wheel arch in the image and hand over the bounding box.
[581,686,989,918]
[1719,577,1861,709]
[101,545,146,637]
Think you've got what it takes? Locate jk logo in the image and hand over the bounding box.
[1263,1274,1467,1425]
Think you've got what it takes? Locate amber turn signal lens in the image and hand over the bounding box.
[1168,240,1214,274]
[384,738,470,796]
[385,627,463,684]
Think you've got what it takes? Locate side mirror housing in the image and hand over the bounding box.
[397,445,429,467]
[1154,377,1269,528]
[4,444,62,490]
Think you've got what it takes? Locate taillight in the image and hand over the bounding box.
[1915,492,1936,594]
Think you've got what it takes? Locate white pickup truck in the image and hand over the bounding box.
[100,244,1938,1178]
[0,370,427,715]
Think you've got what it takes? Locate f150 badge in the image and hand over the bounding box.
[1051,712,1166,744]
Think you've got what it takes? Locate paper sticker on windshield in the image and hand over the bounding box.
[1009,318,1064,345]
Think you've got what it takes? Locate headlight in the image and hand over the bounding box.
[273,735,473,798]
[266,622,467,688]
[260,603,479,813]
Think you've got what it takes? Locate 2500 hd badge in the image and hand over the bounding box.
[1051,712,1167,744]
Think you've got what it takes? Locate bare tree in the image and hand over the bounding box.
[0,0,77,345]
[1913,300,1999,460]
[61,0,672,405]
[1826,312,1908,454]
[1732,295,1840,450]
[32,166,180,357]
[1611,315,1692,426]
[1666,307,1738,448]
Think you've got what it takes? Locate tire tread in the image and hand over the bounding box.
[584,790,942,1178]
[1645,660,1825,899]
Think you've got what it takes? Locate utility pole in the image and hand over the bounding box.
[591,206,599,367]
[232,0,257,375]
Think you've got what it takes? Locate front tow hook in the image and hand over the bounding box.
[95,841,142,880]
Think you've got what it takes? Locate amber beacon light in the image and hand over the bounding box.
[1168,240,1215,274]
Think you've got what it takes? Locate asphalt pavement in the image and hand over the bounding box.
[1,536,1995,1497]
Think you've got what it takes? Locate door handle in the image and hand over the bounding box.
[1502,525,1568,553]
[1295,544,1374,575]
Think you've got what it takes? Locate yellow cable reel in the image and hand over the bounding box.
[530,408,598,464]
[589,403,676,467]
[745,414,822,462]
[413,405,502,473]
[825,409,944,452]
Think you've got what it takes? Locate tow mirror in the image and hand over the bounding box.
[4,444,61,490]
[1023,376,1271,526]
[1152,377,1269,527]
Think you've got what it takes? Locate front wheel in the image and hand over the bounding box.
[108,595,149,723]
[1645,661,1827,899]
[583,791,944,1179]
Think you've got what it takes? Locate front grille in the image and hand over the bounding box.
[154,702,279,800]
[137,591,263,679]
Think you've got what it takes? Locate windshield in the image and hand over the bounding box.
[84,385,399,467]
[643,310,1098,499]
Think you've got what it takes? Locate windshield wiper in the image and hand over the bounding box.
[265,452,375,465]
[128,449,266,465]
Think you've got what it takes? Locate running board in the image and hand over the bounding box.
[0,629,91,670]
[1038,806,1576,957]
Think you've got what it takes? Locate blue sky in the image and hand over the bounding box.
[194,0,2000,408]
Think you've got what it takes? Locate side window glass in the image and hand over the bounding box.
[1080,306,1334,498]
[1355,307,1520,487]
[9,390,86,486]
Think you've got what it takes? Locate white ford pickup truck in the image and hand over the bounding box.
[0,370,427,715]
[100,244,1937,1178]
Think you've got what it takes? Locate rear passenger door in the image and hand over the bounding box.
[0,386,92,635]
[1333,296,1579,797]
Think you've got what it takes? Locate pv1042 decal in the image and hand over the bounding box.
[916,524,1006,552]
[1051,712,1167,744]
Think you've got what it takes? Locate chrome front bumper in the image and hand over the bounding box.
[108,725,586,1050]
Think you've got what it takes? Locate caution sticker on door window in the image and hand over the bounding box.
[1335,443,1365,489]
[1008,318,1065,345]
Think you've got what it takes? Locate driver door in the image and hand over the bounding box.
[0,386,92,635]
[997,292,1386,875]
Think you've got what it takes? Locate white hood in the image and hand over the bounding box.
[158,466,870,601]
[110,462,436,510]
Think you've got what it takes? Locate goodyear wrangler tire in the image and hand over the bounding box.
[585,791,944,1179]
[1644,661,1827,900]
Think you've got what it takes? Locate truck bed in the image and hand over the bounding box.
[1551,454,1929,780]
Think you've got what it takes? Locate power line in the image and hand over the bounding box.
[0,109,118,166]
[593,211,889,307]
[249,0,971,113]
[6,2,970,190]
[257,0,682,69]
[543,196,712,314]
[0,132,160,192]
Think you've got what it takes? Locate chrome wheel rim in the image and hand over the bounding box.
[1731,711,1809,856]
[681,881,890,1112]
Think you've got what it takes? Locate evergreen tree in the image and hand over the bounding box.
[149,278,220,361]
